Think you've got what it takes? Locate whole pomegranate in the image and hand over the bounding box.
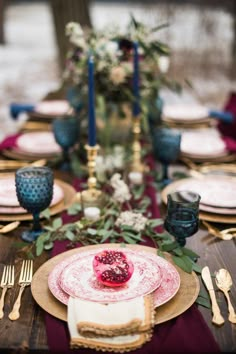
[93,250,134,287]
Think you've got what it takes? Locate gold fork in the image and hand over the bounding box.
[202,221,235,241]
[0,265,15,319]
[8,260,33,321]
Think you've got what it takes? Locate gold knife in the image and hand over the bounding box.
[201,266,225,326]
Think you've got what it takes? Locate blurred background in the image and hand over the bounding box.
[0,0,235,127]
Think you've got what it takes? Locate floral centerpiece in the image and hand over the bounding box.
[64,17,180,147]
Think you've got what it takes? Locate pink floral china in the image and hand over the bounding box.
[163,104,208,122]
[34,100,70,116]
[176,176,236,208]
[0,177,64,210]
[48,248,180,307]
[181,131,227,157]
[16,132,61,155]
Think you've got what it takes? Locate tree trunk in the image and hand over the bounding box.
[49,0,91,72]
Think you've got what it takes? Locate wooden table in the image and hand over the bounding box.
[0,170,235,353]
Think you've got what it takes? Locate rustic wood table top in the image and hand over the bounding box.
[0,169,235,353]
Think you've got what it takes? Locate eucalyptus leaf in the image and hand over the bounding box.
[157,249,165,258]
[44,241,54,250]
[65,230,75,241]
[87,228,97,236]
[195,296,211,309]
[148,219,163,228]
[52,217,63,230]
[123,235,137,244]
[12,241,29,249]
[191,262,202,274]
[36,240,44,256]
[27,251,35,260]
[161,241,179,252]
[182,247,200,259]
[172,255,193,273]
[41,208,51,220]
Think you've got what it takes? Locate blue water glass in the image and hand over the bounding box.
[164,191,201,246]
[152,127,181,185]
[52,116,79,170]
[15,166,54,242]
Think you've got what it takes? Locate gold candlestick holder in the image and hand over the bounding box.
[80,144,103,207]
[130,116,147,173]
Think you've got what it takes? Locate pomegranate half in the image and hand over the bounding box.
[92,249,134,287]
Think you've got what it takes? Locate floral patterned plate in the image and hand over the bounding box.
[48,248,180,307]
[0,176,64,209]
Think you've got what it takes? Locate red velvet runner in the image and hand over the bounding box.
[218,92,236,141]
[45,177,220,353]
[0,133,20,150]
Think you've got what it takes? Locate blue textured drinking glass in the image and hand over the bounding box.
[52,116,79,170]
[152,127,181,185]
[15,166,54,242]
[164,191,201,246]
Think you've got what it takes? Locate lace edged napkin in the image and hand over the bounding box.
[67,294,155,352]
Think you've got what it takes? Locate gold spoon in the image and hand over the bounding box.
[215,269,236,324]
[0,221,20,234]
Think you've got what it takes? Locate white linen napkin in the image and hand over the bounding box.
[67,295,154,352]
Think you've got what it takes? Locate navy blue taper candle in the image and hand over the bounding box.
[133,41,140,117]
[88,56,96,146]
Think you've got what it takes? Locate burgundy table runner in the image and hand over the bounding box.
[45,176,220,353]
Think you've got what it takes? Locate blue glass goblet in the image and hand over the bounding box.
[15,166,54,242]
[152,127,181,185]
[52,116,79,171]
[164,191,201,246]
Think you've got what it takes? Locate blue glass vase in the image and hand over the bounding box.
[15,166,54,242]
[164,191,201,246]
[52,116,79,171]
[152,127,181,185]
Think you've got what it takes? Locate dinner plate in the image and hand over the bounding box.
[48,247,180,307]
[34,100,70,116]
[199,203,236,215]
[0,182,64,213]
[161,178,236,223]
[174,176,236,208]
[163,104,208,122]
[16,131,61,155]
[0,179,75,221]
[31,244,199,325]
[56,248,162,303]
[181,131,227,157]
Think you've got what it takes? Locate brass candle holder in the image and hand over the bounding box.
[80,144,103,206]
[130,116,147,173]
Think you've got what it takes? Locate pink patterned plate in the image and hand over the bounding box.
[16,132,61,155]
[35,100,70,116]
[176,176,236,208]
[0,179,64,211]
[48,248,180,307]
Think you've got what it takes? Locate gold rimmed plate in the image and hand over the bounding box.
[31,244,199,325]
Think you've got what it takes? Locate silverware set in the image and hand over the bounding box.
[0,260,33,320]
[201,266,236,326]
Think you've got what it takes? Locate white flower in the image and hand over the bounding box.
[110,66,126,85]
[110,173,131,203]
[66,22,83,37]
[105,41,118,56]
[115,211,148,232]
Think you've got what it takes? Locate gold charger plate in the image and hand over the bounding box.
[31,244,200,325]
[161,178,236,224]
[2,147,60,161]
[0,179,76,222]
[180,152,236,163]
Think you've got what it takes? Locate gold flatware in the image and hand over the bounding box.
[0,159,46,170]
[8,260,33,321]
[0,265,15,319]
[201,266,225,326]
[202,221,234,241]
[0,221,20,234]
[215,269,236,324]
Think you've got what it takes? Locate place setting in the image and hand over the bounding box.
[0,168,75,223]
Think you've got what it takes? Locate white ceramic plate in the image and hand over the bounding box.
[181,131,227,156]
[34,100,70,116]
[16,132,61,155]
[163,104,208,122]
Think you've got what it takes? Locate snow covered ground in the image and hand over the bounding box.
[0,1,235,141]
